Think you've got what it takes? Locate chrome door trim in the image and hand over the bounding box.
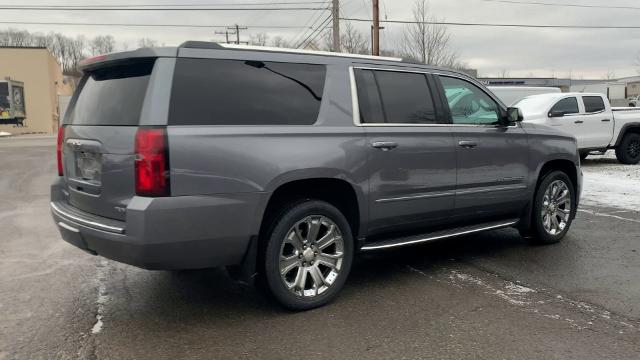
[376,191,456,203]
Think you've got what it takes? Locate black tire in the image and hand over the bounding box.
[523,171,576,245]
[261,200,353,310]
[615,133,640,165]
[630,103,636,108]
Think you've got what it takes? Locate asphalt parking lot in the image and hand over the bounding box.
[1,137,638,359]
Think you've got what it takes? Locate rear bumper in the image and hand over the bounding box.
[50,179,263,270]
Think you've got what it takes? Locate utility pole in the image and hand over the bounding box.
[226,24,248,44]
[332,0,341,52]
[214,30,231,43]
[372,0,380,56]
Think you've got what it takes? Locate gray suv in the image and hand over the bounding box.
[51,42,582,310]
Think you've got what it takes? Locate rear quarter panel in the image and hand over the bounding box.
[167,63,369,236]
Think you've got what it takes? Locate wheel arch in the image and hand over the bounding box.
[614,123,640,147]
[520,158,579,232]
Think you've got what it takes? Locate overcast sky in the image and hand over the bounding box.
[6,0,640,78]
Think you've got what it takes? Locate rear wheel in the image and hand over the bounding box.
[261,200,353,310]
[523,171,575,244]
[615,133,640,164]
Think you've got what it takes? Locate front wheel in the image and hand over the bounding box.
[615,133,640,165]
[262,200,353,310]
[524,171,576,244]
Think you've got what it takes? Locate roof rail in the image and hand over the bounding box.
[179,41,225,50]
[178,41,403,62]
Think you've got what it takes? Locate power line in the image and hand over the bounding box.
[297,15,332,48]
[340,17,640,29]
[302,16,333,48]
[0,20,312,29]
[290,4,331,45]
[0,6,327,11]
[0,1,330,7]
[479,0,640,11]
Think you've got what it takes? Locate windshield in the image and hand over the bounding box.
[512,96,554,116]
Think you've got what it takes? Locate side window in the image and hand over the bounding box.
[439,76,500,125]
[169,59,326,125]
[550,97,579,115]
[354,69,442,124]
[583,96,606,113]
[354,69,385,124]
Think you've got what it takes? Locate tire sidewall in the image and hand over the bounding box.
[617,133,640,165]
[262,200,354,310]
[532,171,576,244]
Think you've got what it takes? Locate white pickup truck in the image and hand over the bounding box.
[514,93,640,164]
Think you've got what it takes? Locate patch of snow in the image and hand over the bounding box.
[580,152,640,212]
[0,131,11,137]
[91,260,109,335]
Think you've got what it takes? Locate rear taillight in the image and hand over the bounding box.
[56,126,65,176]
[135,127,170,197]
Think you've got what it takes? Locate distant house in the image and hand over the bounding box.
[0,47,74,135]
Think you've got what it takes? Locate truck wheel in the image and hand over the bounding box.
[522,171,575,245]
[261,200,353,310]
[615,133,640,164]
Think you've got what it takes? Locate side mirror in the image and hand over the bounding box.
[506,107,524,123]
[548,110,565,118]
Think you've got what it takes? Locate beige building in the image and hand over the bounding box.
[0,47,74,135]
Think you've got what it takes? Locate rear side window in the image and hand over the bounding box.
[68,60,154,126]
[354,69,440,124]
[550,97,579,115]
[169,59,326,125]
[583,96,606,113]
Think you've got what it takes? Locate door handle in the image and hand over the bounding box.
[574,120,584,124]
[458,140,478,149]
[371,141,398,151]
[601,119,611,122]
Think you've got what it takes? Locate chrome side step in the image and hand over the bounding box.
[360,219,519,251]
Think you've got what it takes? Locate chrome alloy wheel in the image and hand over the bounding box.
[541,179,572,235]
[279,215,344,298]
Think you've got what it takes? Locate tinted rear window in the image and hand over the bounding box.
[583,96,606,113]
[354,69,440,124]
[67,60,154,126]
[169,58,326,126]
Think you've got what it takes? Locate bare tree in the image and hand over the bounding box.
[340,21,369,55]
[89,35,115,56]
[499,69,510,78]
[400,0,459,67]
[250,32,269,46]
[605,69,617,81]
[138,38,158,49]
[271,36,292,48]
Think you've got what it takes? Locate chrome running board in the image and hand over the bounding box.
[360,219,519,251]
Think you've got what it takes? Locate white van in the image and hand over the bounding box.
[488,86,561,106]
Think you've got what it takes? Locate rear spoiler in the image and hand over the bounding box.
[79,47,178,72]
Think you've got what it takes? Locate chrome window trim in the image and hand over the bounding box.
[349,65,516,128]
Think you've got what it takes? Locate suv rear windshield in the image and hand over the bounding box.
[67,59,155,126]
[169,58,326,126]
